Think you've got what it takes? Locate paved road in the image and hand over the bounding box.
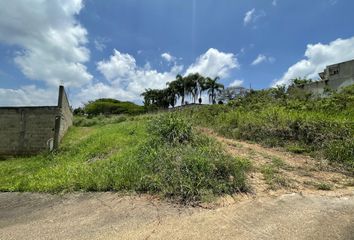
[1,192,354,240]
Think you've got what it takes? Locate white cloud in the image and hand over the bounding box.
[161,52,175,62]
[1,45,239,107]
[0,0,92,88]
[80,48,239,106]
[272,0,277,6]
[251,54,275,66]
[252,54,267,65]
[0,86,58,106]
[93,49,184,105]
[273,37,354,86]
[185,48,239,78]
[244,9,256,25]
[229,80,244,87]
[243,8,266,26]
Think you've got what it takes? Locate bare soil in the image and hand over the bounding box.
[1,129,353,240]
[199,128,354,198]
[1,192,354,240]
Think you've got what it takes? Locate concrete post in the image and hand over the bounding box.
[53,85,64,150]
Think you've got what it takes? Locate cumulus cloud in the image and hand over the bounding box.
[243,8,265,26]
[161,52,175,62]
[251,54,275,66]
[0,86,58,106]
[229,80,244,87]
[92,49,184,104]
[79,48,240,106]
[0,0,92,88]
[185,48,239,78]
[273,37,354,86]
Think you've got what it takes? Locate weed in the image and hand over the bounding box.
[147,113,193,144]
[316,182,333,191]
[271,157,285,168]
[261,158,289,189]
[286,144,308,154]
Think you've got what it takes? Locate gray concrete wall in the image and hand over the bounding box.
[303,59,354,96]
[57,86,73,142]
[0,107,58,155]
[0,86,73,156]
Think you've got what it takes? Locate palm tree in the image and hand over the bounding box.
[197,74,206,104]
[184,73,199,103]
[166,81,179,107]
[205,77,224,104]
[174,74,187,105]
[141,89,158,106]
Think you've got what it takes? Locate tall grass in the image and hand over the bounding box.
[178,86,354,171]
[0,114,250,203]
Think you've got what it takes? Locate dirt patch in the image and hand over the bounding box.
[199,128,354,198]
[1,192,354,240]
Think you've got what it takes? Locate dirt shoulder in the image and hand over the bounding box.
[1,192,354,240]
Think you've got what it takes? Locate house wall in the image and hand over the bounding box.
[303,59,354,96]
[0,86,73,156]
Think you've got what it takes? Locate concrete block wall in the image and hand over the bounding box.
[56,86,73,145]
[0,86,73,156]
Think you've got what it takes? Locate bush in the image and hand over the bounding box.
[84,98,145,116]
[135,134,250,203]
[148,113,193,144]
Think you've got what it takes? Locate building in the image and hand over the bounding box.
[0,86,73,156]
[302,59,354,95]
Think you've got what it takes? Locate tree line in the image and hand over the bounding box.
[141,73,225,109]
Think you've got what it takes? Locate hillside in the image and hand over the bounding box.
[1,85,353,203]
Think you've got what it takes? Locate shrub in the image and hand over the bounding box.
[135,134,250,203]
[84,98,145,116]
[148,113,193,144]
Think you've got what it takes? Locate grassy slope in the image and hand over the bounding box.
[178,104,354,171]
[0,116,249,203]
[0,120,146,192]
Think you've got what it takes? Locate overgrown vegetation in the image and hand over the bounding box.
[179,84,354,172]
[73,115,128,127]
[0,114,250,203]
[74,98,145,116]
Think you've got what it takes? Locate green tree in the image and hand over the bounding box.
[174,74,187,105]
[205,77,224,104]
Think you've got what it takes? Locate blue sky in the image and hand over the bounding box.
[1,0,354,107]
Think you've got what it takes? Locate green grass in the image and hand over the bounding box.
[0,115,250,203]
[178,102,354,172]
[316,182,333,191]
[260,157,290,190]
[0,120,147,193]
